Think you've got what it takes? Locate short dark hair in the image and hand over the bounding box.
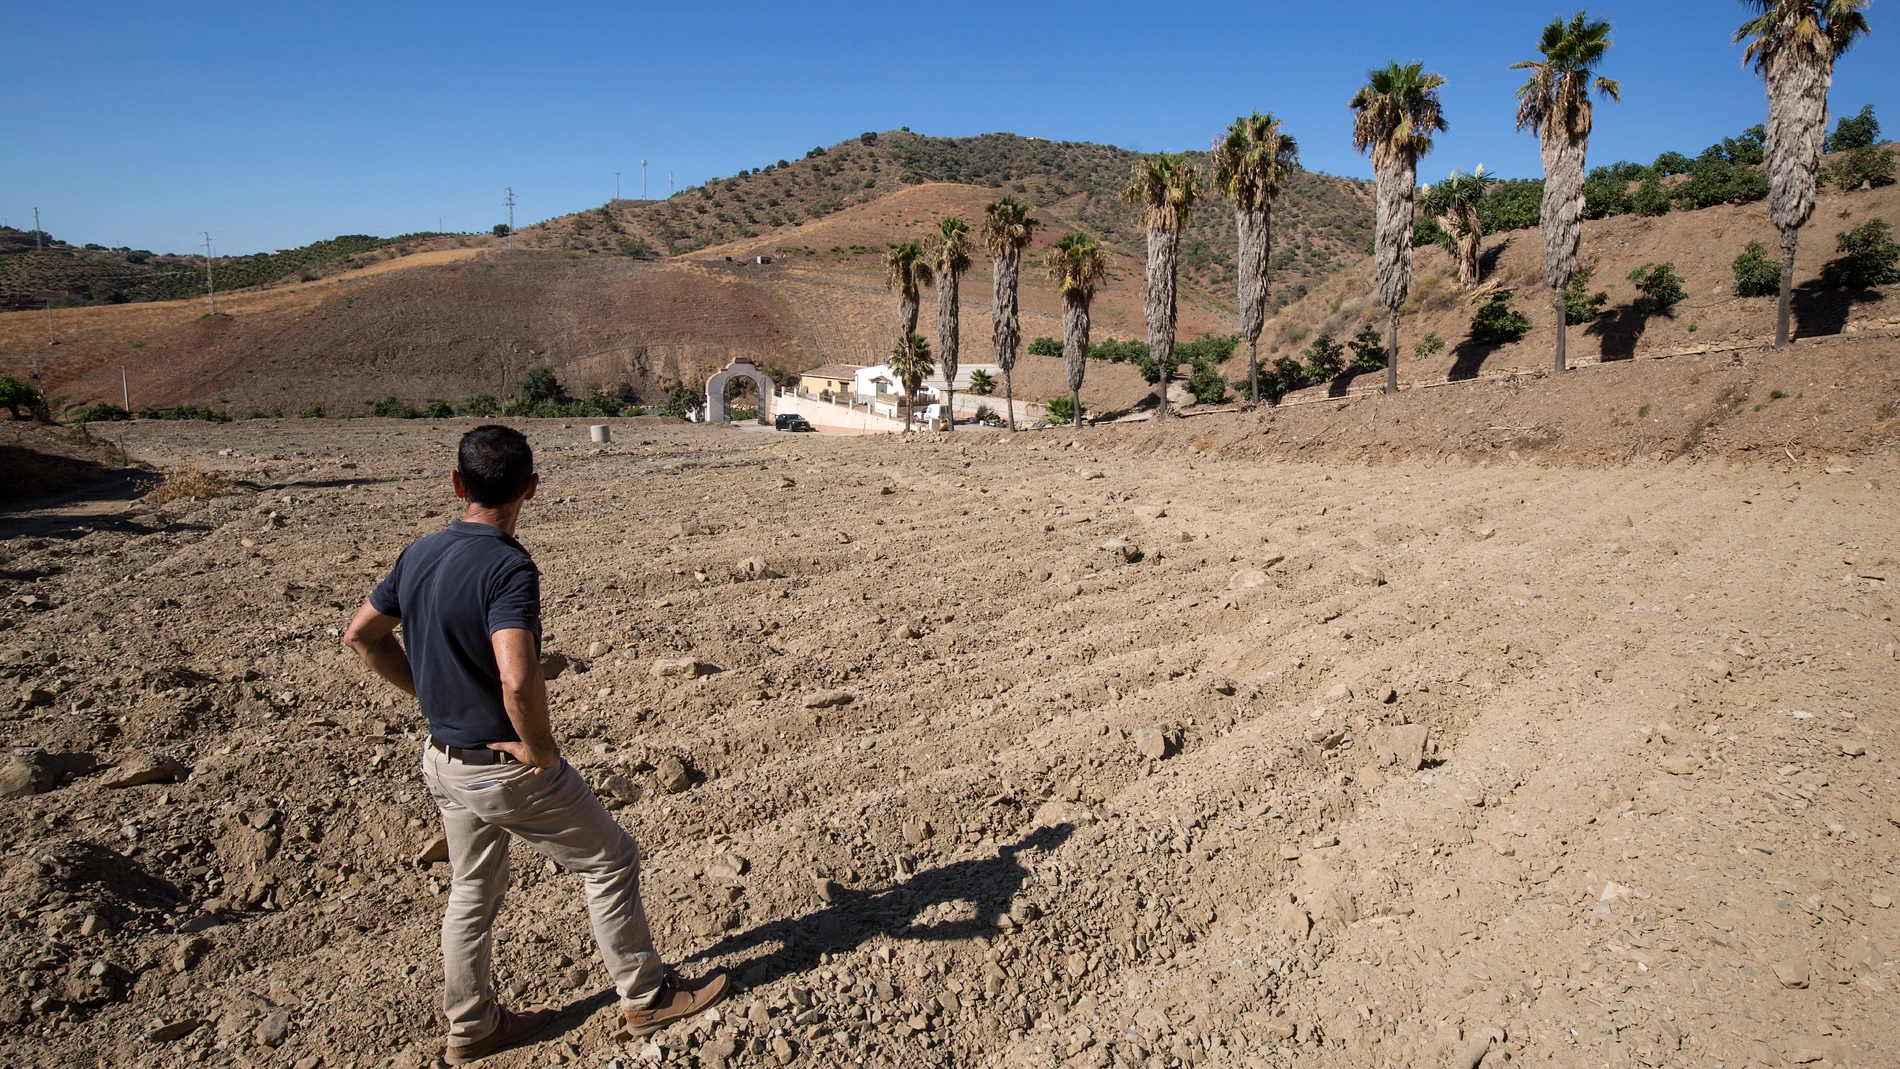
[457,425,534,506]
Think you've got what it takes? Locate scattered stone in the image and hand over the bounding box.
[706,853,748,881]
[1101,538,1143,563]
[604,774,644,805]
[1772,960,1810,989]
[802,689,854,709]
[1370,724,1429,771]
[1840,740,1866,757]
[1778,1035,1834,1064]
[733,557,782,581]
[171,936,207,974]
[1208,678,1237,696]
[63,960,129,1006]
[414,835,450,866]
[651,658,721,679]
[17,688,54,711]
[1347,560,1385,586]
[587,640,612,658]
[654,756,692,794]
[1452,1026,1505,1069]
[1377,685,1398,704]
[1277,903,1310,938]
[891,621,922,640]
[145,1018,203,1043]
[255,1010,291,1047]
[1659,754,1701,775]
[1357,765,1386,789]
[99,753,186,789]
[0,751,55,798]
[1134,727,1170,760]
[1230,569,1269,590]
[1869,893,1892,909]
[539,652,571,679]
[902,820,934,845]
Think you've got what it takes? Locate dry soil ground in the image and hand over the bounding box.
[0,394,1896,1069]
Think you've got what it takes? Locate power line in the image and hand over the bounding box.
[201,232,216,314]
[504,187,515,249]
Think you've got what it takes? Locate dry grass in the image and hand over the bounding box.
[145,464,235,503]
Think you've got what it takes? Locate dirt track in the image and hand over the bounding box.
[1,409,1896,1069]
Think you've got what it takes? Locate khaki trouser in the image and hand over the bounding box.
[421,745,664,1042]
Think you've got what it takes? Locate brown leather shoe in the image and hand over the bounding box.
[622,971,730,1037]
[444,1006,556,1065]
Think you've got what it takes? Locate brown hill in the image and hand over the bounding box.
[1253,182,1900,399]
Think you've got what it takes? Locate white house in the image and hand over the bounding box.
[854,362,1000,402]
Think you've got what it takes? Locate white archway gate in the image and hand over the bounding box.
[705,360,772,425]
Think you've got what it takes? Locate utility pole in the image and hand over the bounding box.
[669,171,674,198]
[33,208,42,250]
[43,298,54,345]
[504,187,515,249]
[642,159,648,200]
[201,232,216,314]
[121,366,129,412]
[615,171,621,201]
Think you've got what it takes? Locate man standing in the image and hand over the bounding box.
[344,425,726,1064]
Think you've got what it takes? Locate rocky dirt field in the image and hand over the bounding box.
[1,382,1896,1069]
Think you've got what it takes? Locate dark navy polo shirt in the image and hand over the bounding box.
[369,520,541,748]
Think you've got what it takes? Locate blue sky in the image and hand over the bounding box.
[5,0,1894,255]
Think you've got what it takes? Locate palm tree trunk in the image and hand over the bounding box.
[992,250,1021,431]
[1145,227,1181,417]
[1384,309,1400,395]
[1554,290,1568,373]
[1776,228,1797,348]
[937,266,960,431]
[1063,289,1090,430]
[1248,336,1260,406]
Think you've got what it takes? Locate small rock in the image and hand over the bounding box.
[891,621,922,640]
[587,640,612,658]
[1377,685,1398,704]
[1101,538,1143,564]
[566,966,590,989]
[255,1010,291,1047]
[63,960,129,1006]
[1659,754,1701,775]
[145,1018,203,1043]
[1869,893,1892,909]
[539,652,571,679]
[1208,678,1236,696]
[414,835,450,865]
[1357,765,1386,789]
[654,756,692,794]
[1772,960,1810,989]
[171,936,207,973]
[902,819,934,845]
[651,658,721,679]
[17,687,54,710]
[1347,560,1385,586]
[811,876,837,903]
[1840,741,1866,757]
[0,752,55,798]
[604,774,644,805]
[1277,903,1310,938]
[734,556,783,581]
[1778,1034,1834,1064]
[99,753,186,789]
[802,689,854,709]
[1371,724,1429,771]
[771,1036,796,1063]
[1133,727,1170,760]
[706,853,748,881]
[1230,569,1269,590]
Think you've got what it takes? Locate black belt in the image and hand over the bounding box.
[429,736,517,765]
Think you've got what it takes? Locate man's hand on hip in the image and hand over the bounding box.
[489,739,560,773]
[492,627,560,775]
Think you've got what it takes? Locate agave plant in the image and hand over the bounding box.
[1042,231,1109,428]
[1514,11,1620,372]
[1422,165,1487,291]
[1351,61,1447,395]
[1120,154,1200,416]
[1735,0,1871,348]
[1210,113,1300,405]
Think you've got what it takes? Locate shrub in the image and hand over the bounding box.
[1627,262,1686,313]
[1559,268,1608,323]
[0,374,41,419]
[1042,396,1085,423]
[1589,160,1651,183]
[369,396,421,419]
[492,224,511,236]
[1301,332,1346,381]
[1347,325,1387,371]
[1632,177,1671,217]
[1824,145,1897,191]
[1265,356,1308,402]
[657,381,701,418]
[1469,292,1533,345]
[1479,179,1543,232]
[1825,104,1880,153]
[153,404,231,422]
[1672,160,1767,210]
[1087,338,1149,364]
[423,399,454,418]
[1582,176,1633,219]
[243,408,282,420]
[1732,240,1781,297]
[146,464,235,504]
[517,365,565,405]
[459,394,499,416]
[860,132,879,146]
[1184,364,1228,405]
[1651,151,1693,177]
[1028,336,1063,357]
[617,237,653,257]
[967,369,996,395]
[582,389,624,417]
[298,403,326,418]
[1413,332,1446,358]
[1818,219,1900,288]
[69,402,131,423]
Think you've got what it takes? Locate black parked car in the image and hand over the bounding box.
[775,413,815,432]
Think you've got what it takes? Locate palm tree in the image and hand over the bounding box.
[1514,12,1620,374]
[888,333,934,432]
[1421,165,1487,291]
[1041,231,1109,429]
[933,217,972,431]
[967,369,996,395]
[1120,154,1200,416]
[982,197,1040,430]
[1210,113,1300,405]
[1350,61,1447,395]
[1735,0,1871,348]
[885,241,935,354]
